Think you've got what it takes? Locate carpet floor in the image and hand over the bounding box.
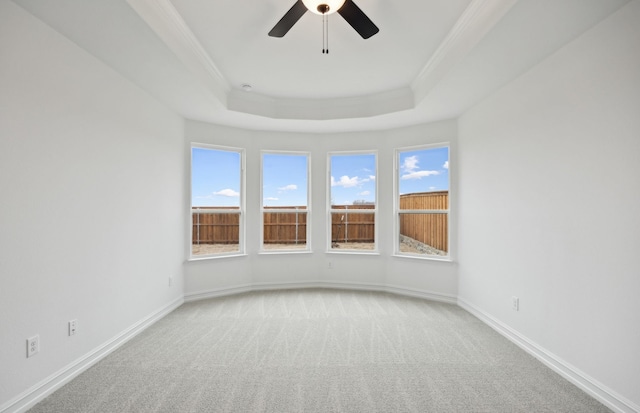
[29,289,611,412]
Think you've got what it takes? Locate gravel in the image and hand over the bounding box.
[192,237,446,256]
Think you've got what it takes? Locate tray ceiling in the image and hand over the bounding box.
[13,0,630,132]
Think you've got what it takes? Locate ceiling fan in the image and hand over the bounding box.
[268,0,379,42]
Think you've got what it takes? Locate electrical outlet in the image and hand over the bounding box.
[69,319,78,336]
[27,335,39,358]
[512,296,520,311]
[328,261,333,270]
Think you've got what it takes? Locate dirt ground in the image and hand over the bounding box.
[330,242,375,251]
[191,244,239,255]
[192,239,444,255]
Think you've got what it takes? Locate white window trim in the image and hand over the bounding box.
[189,143,246,260]
[393,143,451,261]
[327,150,379,254]
[260,150,311,254]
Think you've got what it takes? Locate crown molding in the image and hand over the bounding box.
[127,0,516,121]
[125,0,230,105]
[228,87,415,121]
[411,0,518,104]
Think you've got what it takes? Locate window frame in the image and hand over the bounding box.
[394,143,451,261]
[260,150,311,254]
[189,143,245,260]
[327,150,379,254]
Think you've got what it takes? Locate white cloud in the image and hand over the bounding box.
[401,170,440,180]
[278,184,297,191]
[402,156,419,173]
[400,155,440,180]
[443,160,449,169]
[264,197,279,201]
[358,191,370,196]
[331,175,363,188]
[369,175,376,181]
[214,188,239,197]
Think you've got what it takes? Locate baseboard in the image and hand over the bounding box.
[457,297,640,413]
[9,290,632,413]
[184,283,255,302]
[383,283,457,304]
[184,280,457,305]
[1,296,184,413]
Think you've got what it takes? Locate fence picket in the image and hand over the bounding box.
[192,192,448,251]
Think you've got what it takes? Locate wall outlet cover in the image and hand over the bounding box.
[512,296,520,311]
[27,335,39,358]
[69,319,78,336]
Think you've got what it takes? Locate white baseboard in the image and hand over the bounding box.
[1,296,184,413]
[457,297,639,413]
[8,289,633,413]
[184,283,255,302]
[184,280,457,305]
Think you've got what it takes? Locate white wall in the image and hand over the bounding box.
[183,120,458,302]
[458,1,640,411]
[0,2,185,411]
[6,0,638,410]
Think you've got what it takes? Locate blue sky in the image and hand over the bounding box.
[262,153,308,207]
[192,147,449,207]
[398,146,449,195]
[330,153,376,205]
[192,147,241,207]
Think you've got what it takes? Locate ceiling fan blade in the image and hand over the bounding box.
[268,0,308,37]
[338,0,379,39]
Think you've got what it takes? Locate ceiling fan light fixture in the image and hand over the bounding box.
[268,0,378,40]
[302,0,346,15]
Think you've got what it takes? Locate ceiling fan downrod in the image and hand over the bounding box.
[320,4,330,54]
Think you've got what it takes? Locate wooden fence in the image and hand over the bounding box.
[192,191,448,250]
[400,191,448,210]
[262,207,307,245]
[192,207,240,245]
[330,205,375,243]
[399,191,448,252]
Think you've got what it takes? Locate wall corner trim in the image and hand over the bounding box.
[457,297,640,413]
[1,296,185,413]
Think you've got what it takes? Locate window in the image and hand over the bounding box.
[395,144,449,258]
[261,152,310,252]
[191,144,244,258]
[328,152,377,252]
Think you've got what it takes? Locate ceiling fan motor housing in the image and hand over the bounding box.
[317,4,330,14]
[269,0,379,40]
[302,0,346,15]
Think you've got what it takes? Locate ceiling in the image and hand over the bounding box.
[13,0,630,133]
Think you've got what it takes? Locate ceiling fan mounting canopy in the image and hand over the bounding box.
[302,0,346,15]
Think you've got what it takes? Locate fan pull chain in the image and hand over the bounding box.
[322,13,325,53]
[322,14,329,54]
[326,14,329,54]
[320,11,330,54]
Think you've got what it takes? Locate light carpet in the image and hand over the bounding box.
[29,289,611,412]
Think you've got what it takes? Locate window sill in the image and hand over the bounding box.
[259,249,313,255]
[392,253,453,263]
[326,250,380,256]
[188,253,247,262]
